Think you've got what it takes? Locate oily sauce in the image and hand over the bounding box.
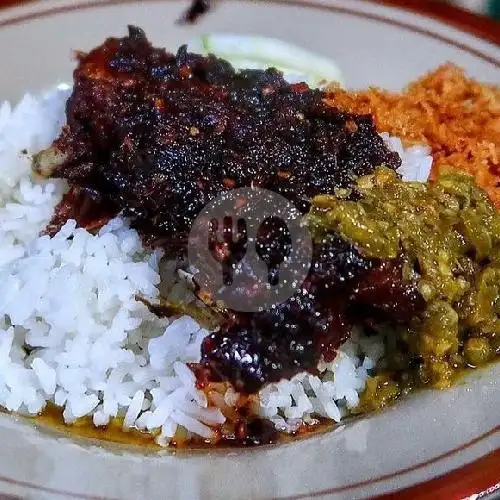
[14,360,496,451]
[24,403,337,451]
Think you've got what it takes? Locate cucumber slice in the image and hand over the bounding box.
[187,34,343,88]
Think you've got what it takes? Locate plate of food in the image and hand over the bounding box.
[0,0,498,498]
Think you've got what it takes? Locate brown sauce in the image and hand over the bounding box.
[31,404,159,450]
[5,358,493,452]
[20,403,339,451]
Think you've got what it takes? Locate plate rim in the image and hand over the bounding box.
[0,0,499,45]
[375,448,500,500]
[0,1,497,499]
[0,0,498,55]
[363,0,500,46]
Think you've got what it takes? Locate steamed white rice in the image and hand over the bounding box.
[0,87,432,444]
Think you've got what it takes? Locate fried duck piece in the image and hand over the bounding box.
[34,26,417,394]
[35,25,400,241]
[200,234,425,393]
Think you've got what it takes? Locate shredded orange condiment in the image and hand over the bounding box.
[325,64,500,206]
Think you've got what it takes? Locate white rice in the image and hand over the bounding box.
[0,87,433,444]
[381,132,432,182]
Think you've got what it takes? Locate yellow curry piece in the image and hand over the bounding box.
[306,167,500,405]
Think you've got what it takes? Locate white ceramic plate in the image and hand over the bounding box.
[0,1,498,499]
